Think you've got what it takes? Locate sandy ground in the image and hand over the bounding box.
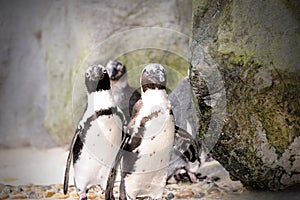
[0,147,73,186]
[0,147,230,187]
[1,147,300,200]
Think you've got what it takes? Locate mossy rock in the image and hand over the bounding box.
[191,0,300,190]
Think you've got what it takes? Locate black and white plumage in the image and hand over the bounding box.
[106,60,141,122]
[167,77,202,183]
[106,63,175,200]
[63,64,126,200]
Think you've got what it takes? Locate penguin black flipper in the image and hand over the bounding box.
[105,100,142,200]
[63,129,80,195]
[105,133,131,200]
[174,125,201,163]
[128,88,141,117]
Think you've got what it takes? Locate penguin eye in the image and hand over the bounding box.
[103,69,107,73]
[86,72,90,77]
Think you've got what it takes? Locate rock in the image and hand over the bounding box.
[166,192,175,200]
[53,193,69,199]
[191,0,300,190]
[87,192,97,199]
[193,192,205,198]
[10,194,27,199]
[44,190,55,198]
[1,186,12,194]
[28,191,39,199]
[0,194,9,199]
[175,190,195,198]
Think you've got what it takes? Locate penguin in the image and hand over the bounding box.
[105,63,175,200]
[167,77,202,183]
[168,125,201,183]
[106,60,141,122]
[63,64,126,200]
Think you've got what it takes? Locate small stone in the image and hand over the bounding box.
[175,190,195,198]
[194,192,205,198]
[28,191,39,199]
[53,193,69,199]
[71,192,79,199]
[1,186,12,194]
[87,192,97,199]
[0,194,9,199]
[207,187,221,194]
[10,194,27,199]
[206,176,221,183]
[15,186,23,192]
[45,190,56,198]
[165,192,174,200]
[165,183,180,190]
[11,191,19,195]
[21,186,31,192]
[43,185,52,190]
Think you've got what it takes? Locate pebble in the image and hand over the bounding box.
[194,192,205,198]
[28,191,39,199]
[87,192,97,199]
[175,190,195,198]
[1,186,12,194]
[45,190,56,197]
[0,170,245,200]
[166,192,175,200]
[53,193,69,199]
[0,194,9,199]
[10,194,27,199]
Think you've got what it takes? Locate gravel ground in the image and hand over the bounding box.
[0,148,299,199]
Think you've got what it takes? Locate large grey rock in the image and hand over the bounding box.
[190,0,300,190]
[0,1,54,148]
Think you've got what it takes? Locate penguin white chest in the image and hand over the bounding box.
[74,114,122,190]
[125,111,175,199]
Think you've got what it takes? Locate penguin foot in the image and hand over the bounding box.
[187,171,198,183]
[79,192,87,200]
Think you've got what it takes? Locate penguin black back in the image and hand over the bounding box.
[106,60,141,121]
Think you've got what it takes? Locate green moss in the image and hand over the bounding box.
[192,0,208,28]
[218,51,300,156]
[45,46,89,145]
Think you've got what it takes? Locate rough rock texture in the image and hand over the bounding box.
[190,0,300,190]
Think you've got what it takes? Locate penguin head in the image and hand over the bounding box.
[85,64,110,93]
[140,63,166,92]
[106,60,127,81]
